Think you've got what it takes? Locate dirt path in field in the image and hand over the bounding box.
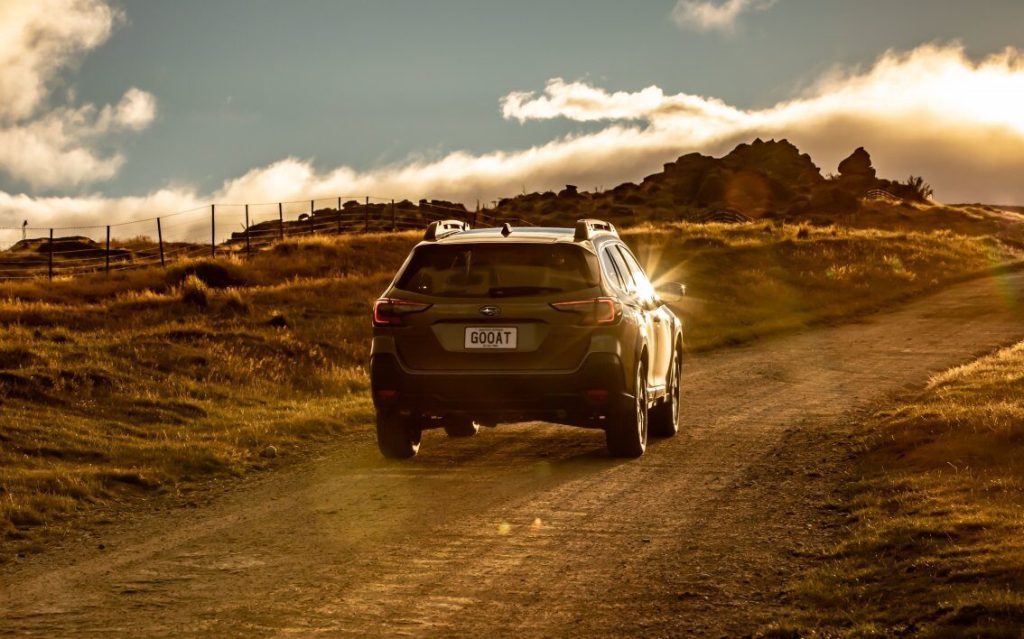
[3,272,1024,638]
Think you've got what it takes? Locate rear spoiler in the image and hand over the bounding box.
[573,219,617,242]
[424,219,469,241]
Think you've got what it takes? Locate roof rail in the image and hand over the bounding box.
[424,219,469,241]
[573,218,617,242]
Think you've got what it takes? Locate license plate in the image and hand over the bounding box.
[464,327,517,349]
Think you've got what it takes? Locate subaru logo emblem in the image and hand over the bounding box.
[479,305,500,317]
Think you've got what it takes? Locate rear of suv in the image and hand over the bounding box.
[370,219,685,458]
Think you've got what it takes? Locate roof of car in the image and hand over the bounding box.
[428,226,615,246]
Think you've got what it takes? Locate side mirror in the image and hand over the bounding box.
[655,282,686,303]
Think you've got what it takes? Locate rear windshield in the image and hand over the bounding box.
[395,243,599,298]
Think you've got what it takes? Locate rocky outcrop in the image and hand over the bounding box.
[486,139,928,223]
[634,138,825,214]
[721,138,825,189]
[558,184,580,198]
[837,147,877,181]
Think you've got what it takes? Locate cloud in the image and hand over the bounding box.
[0,0,156,189]
[0,0,122,122]
[112,88,158,131]
[671,0,775,33]
[0,88,158,188]
[501,78,741,125]
[4,43,1024,239]
[497,43,1024,201]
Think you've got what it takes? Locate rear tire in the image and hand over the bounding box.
[606,359,648,458]
[650,350,681,438]
[442,416,480,438]
[376,410,422,459]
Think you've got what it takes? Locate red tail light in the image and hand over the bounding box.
[373,298,431,327]
[550,297,620,325]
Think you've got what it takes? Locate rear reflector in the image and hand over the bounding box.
[373,298,432,327]
[376,389,399,400]
[550,297,620,325]
[586,389,610,402]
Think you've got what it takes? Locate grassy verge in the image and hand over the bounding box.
[626,223,1020,351]
[774,341,1024,638]
[0,224,1019,558]
[0,233,412,557]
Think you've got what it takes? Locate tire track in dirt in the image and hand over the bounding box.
[2,272,1023,637]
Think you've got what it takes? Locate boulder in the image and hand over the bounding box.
[837,147,877,181]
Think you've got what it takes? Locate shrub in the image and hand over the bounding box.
[267,312,289,328]
[179,274,209,307]
[904,175,934,202]
[167,260,247,289]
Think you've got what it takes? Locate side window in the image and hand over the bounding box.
[600,247,628,293]
[612,247,637,293]
[616,246,652,298]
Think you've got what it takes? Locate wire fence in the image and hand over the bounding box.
[0,196,534,281]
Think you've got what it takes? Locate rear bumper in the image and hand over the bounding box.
[370,352,628,424]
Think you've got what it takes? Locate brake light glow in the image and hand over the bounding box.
[373,298,432,327]
[550,297,620,325]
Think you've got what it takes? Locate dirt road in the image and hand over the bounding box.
[3,272,1024,638]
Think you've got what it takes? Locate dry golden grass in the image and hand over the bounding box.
[0,224,1020,558]
[626,223,1020,351]
[0,233,412,556]
[778,341,1024,638]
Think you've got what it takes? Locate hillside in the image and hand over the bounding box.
[3,140,1024,283]
[2,226,1021,557]
[3,138,1024,558]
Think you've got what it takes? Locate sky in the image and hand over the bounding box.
[2,0,1024,233]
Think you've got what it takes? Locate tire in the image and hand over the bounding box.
[606,359,649,458]
[650,349,681,438]
[376,410,422,459]
[442,416,480,438]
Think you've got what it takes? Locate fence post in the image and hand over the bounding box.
[244,204,251,255]
[391,199,396,232]
[48,228,54,281]
[157,217,166,267]
[278,202,285,241]
[337,196,342,235]
[364,196,369,233]
[210,204,216,258]
[105,225,110,274]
